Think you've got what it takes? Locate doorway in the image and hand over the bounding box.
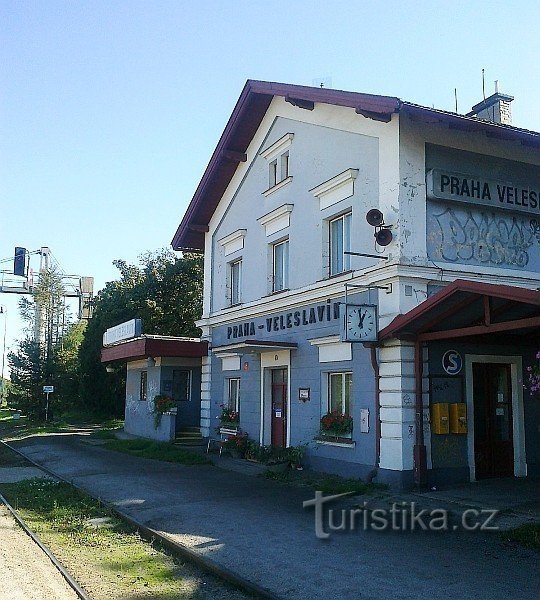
[172,369,197,430]
[271,368,287,448]
[472,363,514,478]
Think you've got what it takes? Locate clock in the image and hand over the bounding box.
[341,304,378,342]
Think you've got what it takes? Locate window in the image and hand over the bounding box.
[227,378,240,413]
[172,369,190,402]
[329,212,352,276]
[229,259,242,305]
[269,153,289,188]
[140,371,148,401]
[269,159,278,188]
[280,151,289,180]
[273,239,289,292]
[260,133,294,195]
[328,372,352,415]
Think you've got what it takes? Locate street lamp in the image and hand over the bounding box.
[0,306,6,405]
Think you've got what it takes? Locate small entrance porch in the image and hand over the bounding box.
[101,334,208,442]
[379,279,540,489]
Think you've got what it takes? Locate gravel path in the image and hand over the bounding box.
[0,505,78,600]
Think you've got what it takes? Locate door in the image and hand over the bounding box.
[271,368,287,448]
[172,369,196,430]
[473,363,514,478]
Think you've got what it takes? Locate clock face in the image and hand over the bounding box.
[344,304,377,341]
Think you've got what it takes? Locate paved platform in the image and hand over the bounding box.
[10,434,540,600]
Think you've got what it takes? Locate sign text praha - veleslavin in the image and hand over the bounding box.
[427,169,540,216]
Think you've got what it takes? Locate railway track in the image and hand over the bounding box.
[0,438,275,600]
[0,440,91,600]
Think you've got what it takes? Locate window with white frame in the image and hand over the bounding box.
[272,239,289,292]
[329,212,352,276]
[140,371,148,401]
[328,372,352,415]
[261,133,293,195]
[227,378,240,413]
[229,259,242,305]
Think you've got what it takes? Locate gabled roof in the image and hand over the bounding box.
[171,80,540,252]
[378,279,540,342]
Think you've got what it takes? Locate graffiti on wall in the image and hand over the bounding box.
[430,208,539,268]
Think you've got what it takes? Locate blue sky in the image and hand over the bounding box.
[1,0,539,358]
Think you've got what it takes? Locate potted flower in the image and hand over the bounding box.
[153,394,176,429]
[220,404,240,425]
[320,411,353,439]
[222,434,248,458]
[526,351,540,398]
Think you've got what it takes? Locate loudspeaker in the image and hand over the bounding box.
[366,209,384,227]
[375,228,393,247]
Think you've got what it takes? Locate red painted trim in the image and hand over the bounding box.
[101,338,208,363]
[418,315,540,342]
[171,80,540,252]
[171,80,401,251]
[379,279,540,341]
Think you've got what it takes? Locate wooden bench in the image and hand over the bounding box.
[206,426,242,456]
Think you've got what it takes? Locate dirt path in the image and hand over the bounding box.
[0,505,78,600]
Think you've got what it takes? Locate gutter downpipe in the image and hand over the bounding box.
[414,340,428,488]
[366,344,380,482]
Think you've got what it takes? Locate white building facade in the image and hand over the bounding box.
[173,81,540,489]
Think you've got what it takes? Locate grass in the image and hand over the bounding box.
[103,438,212,465]
[263,468,386,496]
[0,408,125,442]
[502,523,540,551]
[0,477,247,599]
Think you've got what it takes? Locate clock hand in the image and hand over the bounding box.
[358,312,366,328]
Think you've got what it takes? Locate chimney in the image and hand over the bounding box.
[467,83,514,125]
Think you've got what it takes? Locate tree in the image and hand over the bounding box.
[7,338,45,419]
[7,266,73,420]
[78,249,203,417]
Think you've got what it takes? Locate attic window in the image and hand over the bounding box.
[261,133,294,196]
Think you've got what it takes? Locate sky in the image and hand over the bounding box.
[1,0,539,367]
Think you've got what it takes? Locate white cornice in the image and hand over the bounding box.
[262,176,293,197]
[309,335,342,346]
[310,168,359,210]
[218,229,246,247]
[257,204,294,226]
[197,261,540,329]
[218,229,246,256]
[310,168,359,198]
[260,133,294,161]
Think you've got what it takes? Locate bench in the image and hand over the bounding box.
[206,426,243,456]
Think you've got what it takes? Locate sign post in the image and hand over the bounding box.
[43,385,54,421]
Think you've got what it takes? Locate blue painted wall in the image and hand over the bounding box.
[210,293,379,478]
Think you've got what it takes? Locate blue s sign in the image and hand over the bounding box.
[442,350,463,375]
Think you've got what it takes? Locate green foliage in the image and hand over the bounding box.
[320,412,354,436]
[502,523,540,550]
[78,249,203,417]
[103,438,212,465]
[244,440,307,465]
[7,338,46,419]
[7,266,78,421]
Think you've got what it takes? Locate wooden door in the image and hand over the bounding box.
[271,368,287,448]
[473,363,514,478]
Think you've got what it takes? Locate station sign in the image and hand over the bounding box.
[103,318,142,346]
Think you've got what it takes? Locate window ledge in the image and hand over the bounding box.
[328,269,353,280]
[315,436,355,448]
[262,176,293,197]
